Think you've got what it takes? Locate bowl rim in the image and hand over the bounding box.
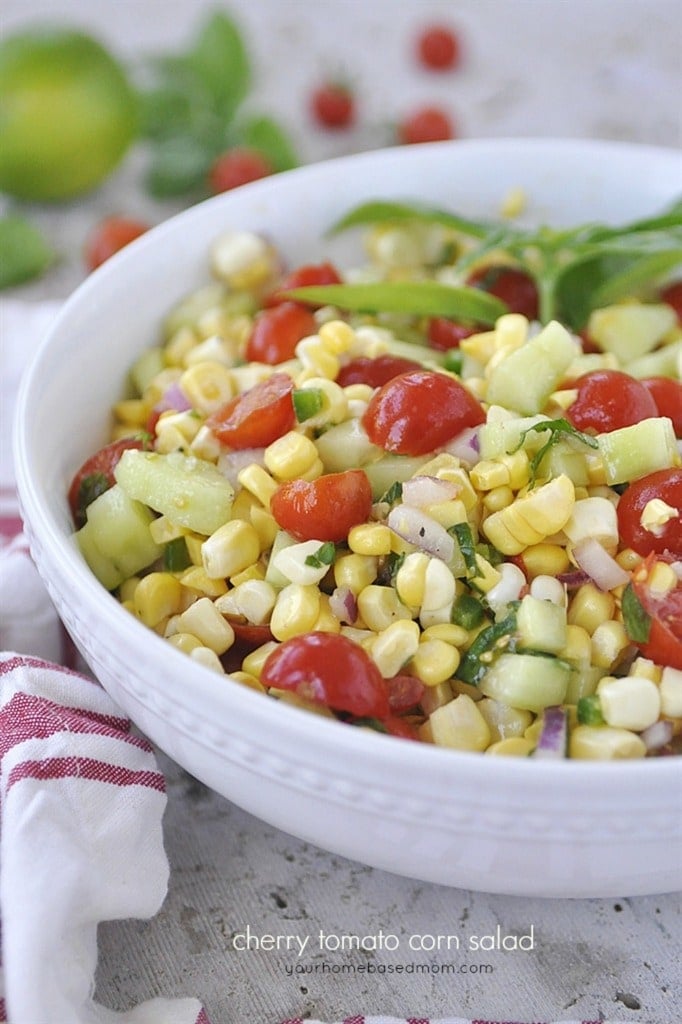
[14,136,682,794]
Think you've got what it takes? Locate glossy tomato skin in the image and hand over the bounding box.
[336,354,422,388]
[633,572,682,669]
[417,25,461,71]
[84,216,149,271]
[261,631,391,718]
[466,266,539,320]
[641,377,682,436]
[267,261,342,306]
[617,469,682,557]
[245,301,317,364]
[271,469,372,542]
[207,373,295,449]
[362,370,485,455]
[310,83,355,129]
[398,106,454,144]
[567,369,658,433]
[660,280,682,323]
[427,318,477,351]
[68,436,146,526]
[208,148,272,193]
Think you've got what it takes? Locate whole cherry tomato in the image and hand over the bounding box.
[416,25,461,71]
[207,373,295,449]
[245,301,317,364]
[427,318,477,351]
[641,377,682,436]
[336,354,423,388]
[660,280,682,323]
[566,369,658,433]
[398,106,454,144]
[310,82,355,129]
[84,216,149,271]
[466,266,539,321]
[271,469,372,542]
[267,262,342,306]
[261,631,391,718]
[617,468,682,557]
[208,148,272,193]
[68,436,147,526]
[362,370,485,455]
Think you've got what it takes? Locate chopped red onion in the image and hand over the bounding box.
[155,382,192,415]
[387,505,454,562]
[572,537,630,592]
[443,426,481,468]
[329,586,358,625]
[217,447,266,488]
[401,476,459,508]
[534,706,568,758]
[557,569,592,589]
[641,719,674,752]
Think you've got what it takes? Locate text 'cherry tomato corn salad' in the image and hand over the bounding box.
[70,195,682,759]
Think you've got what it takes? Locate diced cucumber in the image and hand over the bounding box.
[478,652,570,712]
[597,416,678,485]
[363,454,431,500]
[385,337,446,367]
[265,529,298,588]
[536,441,590,486]
[516,594,567,655]
[75,521,125,591]
[565,665,603,705]
[625,339,681,380]
[486,321,578,414]
[83,484,162,583]
[130,346,165,397]
[115,449,234,536]
[160,282,258,339]
[315,418,382,473]
[479,414,551,459]
[586,303,676,363]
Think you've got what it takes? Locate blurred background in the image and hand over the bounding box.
[1,0,680,299]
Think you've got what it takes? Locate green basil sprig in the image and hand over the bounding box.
[286,281,507,324]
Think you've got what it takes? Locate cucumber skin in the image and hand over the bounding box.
[76,484,162,589]
[486,321,577,415]
[479,652,570,712]
[115,449,234,536]
[597,416,678,485]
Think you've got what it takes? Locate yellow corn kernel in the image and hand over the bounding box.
[628,657,661,684]
[209,230,276,289]
[356,585,413,632]
[242,640,279,680]
[470,555,502,594]
[420,694,491,751]
[165,326,199,366]
[184,334,239,367]
[460,329,497,365]
[215,579,276,624]
[486,737,534,757]
[370,619,420,678]
[471,460,510,491]
[318,319,356,355]
[343,383,374,404]
[348,523,393,557]
[498,449,531,490]
[142,368,182,406]
[229,670,266,694]
[410,638,460,687]
[585,451,607,486]
[297,456,325,482]
[202,520,261,579]
[237,464,278,507]
[560,624,593,664]
[270,584,321,641]
[230,487,258,523]
[249,505,279,550]
[155,411,202,453]
[521,543,571,578]
[181,533,203,567]
[179,361,235,415]
[660,666,682,718]
[477,697,533,743]
[422,558,457,611]
[567,584,616,635]
[482,474,575,555]
[390,532,418,557]
[295,378,348,428]
[569,724,646,760]
[421,681,454,715]
[597,674,661,731]
[647,560,678,599]
[189,646,226,674]
[230,563,266,587]
[148,515,186,546]
[176,597,235,654]
[422,623,469,647]
[616,547,643,572]
[334,553,378,594]
[167,631,203,655]
[424,499,468,530]
[189,424,221,462]
[590,620,630,670]
[133,572,183,628]
[113,398,150,427]
[395,551,429,608]
[483,486,514,513]
[295,337,339,379]
[264,431,319,481]
[312,594,341,634]
[500,187,527,219]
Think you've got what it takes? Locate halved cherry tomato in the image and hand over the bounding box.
[221,622,274,674]
[266,261,342,306]
[659,280,682,323]
[566,369,658,433]
[466,266,539,320]
[207,373,295,449]
[617,468,682,557]
[208,148,272,193]
[336,354,422,388]
[427,318,477,351]
[641,377,682,436]
[84,216,149,271]
[398,106,454,144]
[271,468,372,542]
[261,631,391,718]
[68,436,147,526]
[362,369,485,455]
[632,561,682,669]
[245,301,317,364]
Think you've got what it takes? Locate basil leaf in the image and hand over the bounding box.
[329,200,491,239]
[286,281,507,324]
[187,10,251,120]
[512,418,598,485]
[236,115,298,172]
[588,250,682,309]
[304,541,336,568]
[621,583,652,644]
[145,135,215,197]
[379,480,403,506]
[0,216,55,289]
[457,607,518,685]
[449,522,478,576]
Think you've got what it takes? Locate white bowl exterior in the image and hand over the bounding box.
[15,139,682,897]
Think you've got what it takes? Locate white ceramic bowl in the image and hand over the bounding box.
[15,139,682,898]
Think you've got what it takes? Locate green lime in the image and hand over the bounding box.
[0,28,138,201]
